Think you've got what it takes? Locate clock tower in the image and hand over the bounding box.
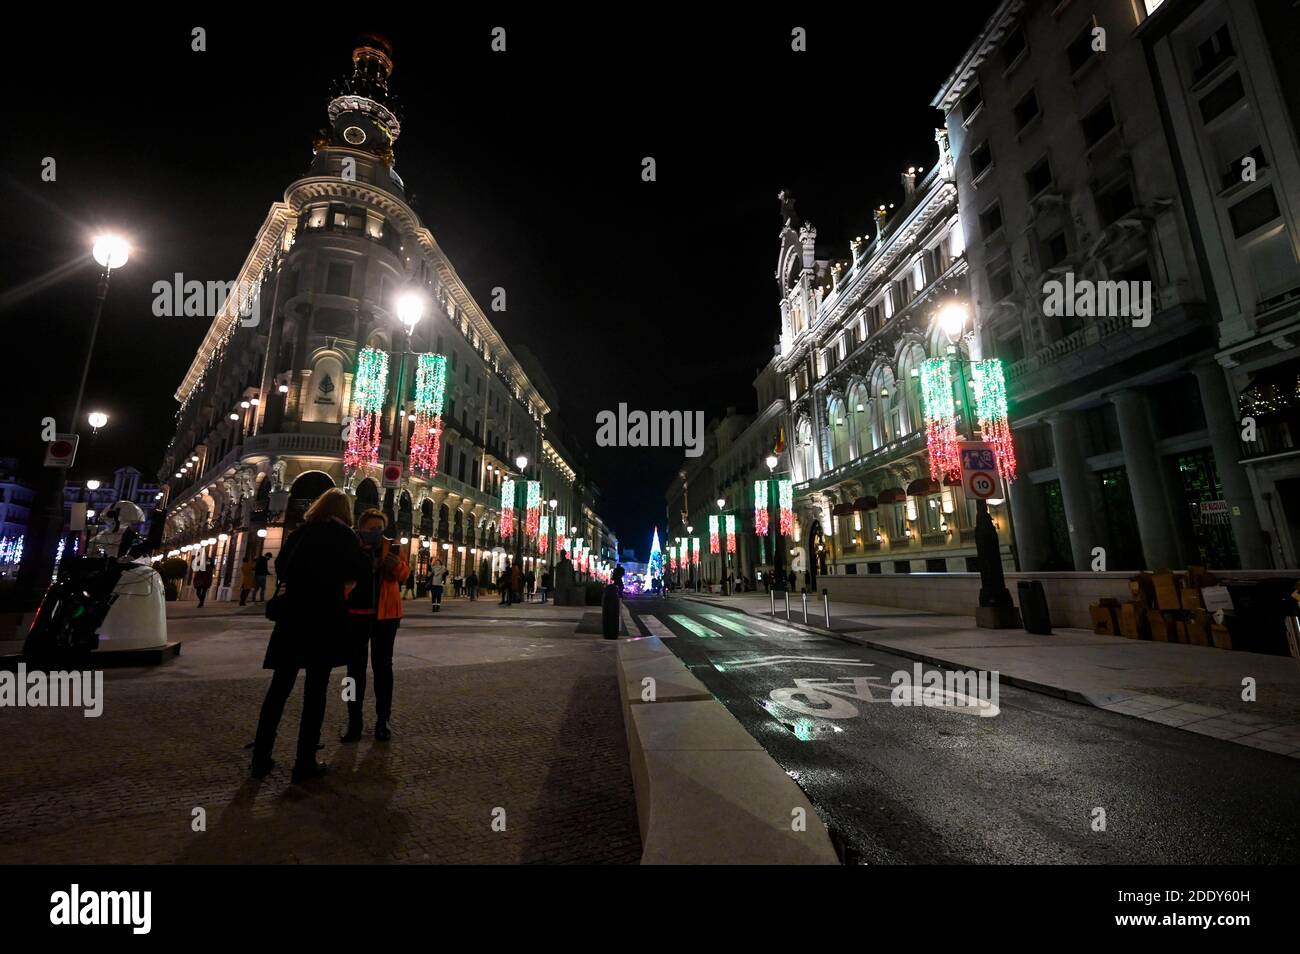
[312,34,405,194]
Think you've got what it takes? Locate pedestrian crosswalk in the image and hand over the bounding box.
[668,615,725,639]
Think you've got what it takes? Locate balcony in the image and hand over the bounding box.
[243,432,346,458]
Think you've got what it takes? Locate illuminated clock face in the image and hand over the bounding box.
[343,125,367,145]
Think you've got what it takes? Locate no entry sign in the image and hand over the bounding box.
[959,441,999,499]
[382,461,402,488]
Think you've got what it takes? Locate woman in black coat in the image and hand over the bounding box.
[251,489,365,783]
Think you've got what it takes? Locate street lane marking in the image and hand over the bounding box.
[719,655,875,670]
[638,615,677,639]
[700,613,755,636]
[668,615,724,639]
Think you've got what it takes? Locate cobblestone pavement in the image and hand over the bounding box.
[0,599,642,864]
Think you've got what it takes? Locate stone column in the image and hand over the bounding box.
[1192,361,1272,568]
[1108,388,1181,568]
[1006,470,1048,570]
[1048,411,1104,571]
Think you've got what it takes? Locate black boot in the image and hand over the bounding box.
[250,753,275,778]
[290,760,329,783]
[339,718,363,743]
[375,720,391,742]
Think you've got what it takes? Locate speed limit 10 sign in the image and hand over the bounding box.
[959,441,999,500]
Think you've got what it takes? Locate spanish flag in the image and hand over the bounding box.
[773,426,785,456]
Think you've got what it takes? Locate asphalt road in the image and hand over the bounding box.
[626,595,1300,864]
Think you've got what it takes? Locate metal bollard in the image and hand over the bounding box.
[770,589,776,616]
[823,592,831,629]
[784,591,790,621]
[801,591,808,624]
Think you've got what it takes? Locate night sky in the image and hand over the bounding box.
[2,9,998,556]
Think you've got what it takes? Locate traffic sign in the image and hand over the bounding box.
[382,461,402,488]
[959,441,999,500]
[44,434,79,468]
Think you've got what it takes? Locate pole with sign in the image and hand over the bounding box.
[960,441,1022,629]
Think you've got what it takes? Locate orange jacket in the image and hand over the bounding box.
[349,538,409,621]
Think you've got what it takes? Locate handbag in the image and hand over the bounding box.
[264,579,288,622]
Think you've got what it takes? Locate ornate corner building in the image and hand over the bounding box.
[156,36,615,596]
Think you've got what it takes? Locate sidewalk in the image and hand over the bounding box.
[684,591,1300,758]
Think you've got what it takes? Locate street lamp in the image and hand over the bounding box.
[766,454,778,473]
[16,231,133,614]
[396,290,424,336]
[87,411,109,434]
[85,480,100,492]
[939,300,969,345]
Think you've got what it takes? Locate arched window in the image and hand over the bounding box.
[796,415,816,483]
[897,342,928,437]
[826,395,850,471]
[847,381,869,458]
[871,367,900,447]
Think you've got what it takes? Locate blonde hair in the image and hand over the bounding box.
[304,488,354,526]
[357,507,388,530]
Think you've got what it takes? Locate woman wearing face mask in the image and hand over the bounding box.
[340,508,409,743]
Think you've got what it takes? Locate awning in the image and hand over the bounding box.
[877,488,906,505]
[831,503,855,517]
[906,478,941,496]
[852,496,878,512]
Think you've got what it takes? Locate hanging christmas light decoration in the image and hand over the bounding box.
[691,537,701,566]
[525,481,542,540]
[538,515,550,554]
[669,545,677,572]
[555,516,567,552]
[972,358,1018,481]
[920,357,961,483]
[500,477,515,538]
[778,479,794,536]
[708,515,720,555]
[409,353,447,476]
[754,479,770,537]
[345,347,389,472]
[725,515,737,554]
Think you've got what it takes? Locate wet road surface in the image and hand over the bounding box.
[627,595,1300,864]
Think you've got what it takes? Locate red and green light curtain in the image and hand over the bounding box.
[409,353,447,476]
[778,480,794,537]
[754,479,770,537]
[500,477,515,538]
[345,347,389,472]
[525,481,541,540]
[920,357,961,483]
[708,515,720,555]
[972,359,1018,481]
[725,515,737,554]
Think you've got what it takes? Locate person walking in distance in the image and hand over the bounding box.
[251,489,364,783]
[613,563,625,596]
[427,557,447,612]
[499,561,511,605]
[239,555,255,606]
[402,563,417,600]
[540,568,552,604]
[524,568,535,602]
[252,551,272,602]
[191,549,212,608]
[466,569,479,601]
[341,508,408,744]
[510,560,523,605]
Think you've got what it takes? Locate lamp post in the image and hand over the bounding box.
[716,497,730,594]
[938,301,1020,626]
[16,234,129,613]
[766,453,783,590]
[386,289,424,529]
[547,498,557,579]
[512,454,528,582]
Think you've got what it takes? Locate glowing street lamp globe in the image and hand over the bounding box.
[395,290,424,334]
[939,301,969,344]
[515,454,528,471]
[91,235,130,270]
[87,411,108,431]
[765,454,778,472]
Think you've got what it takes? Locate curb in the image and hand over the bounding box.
[614,633,840,865]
